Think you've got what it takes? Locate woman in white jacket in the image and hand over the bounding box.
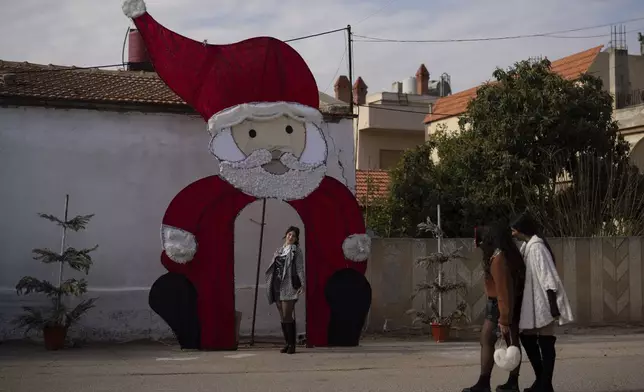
[510,213,573,392]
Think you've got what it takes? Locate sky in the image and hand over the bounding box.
[1,0,644,95]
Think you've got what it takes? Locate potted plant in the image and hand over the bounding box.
[407,212,469,342]
[14,195,98,350]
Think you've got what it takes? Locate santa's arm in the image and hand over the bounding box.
[321,178,371,262]
[161,176,227,266]
[121,0,214,117]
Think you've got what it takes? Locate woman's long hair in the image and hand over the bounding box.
[511,212,555,265]
[475,224,526,293]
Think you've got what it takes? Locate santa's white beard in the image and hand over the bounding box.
[218,149,327,200]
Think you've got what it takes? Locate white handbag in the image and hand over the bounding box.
[494,333,522,371]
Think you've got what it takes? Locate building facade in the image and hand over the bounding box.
[0,58,355,341]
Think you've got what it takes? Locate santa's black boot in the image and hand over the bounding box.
[520,334,543,392]
[285,322,296,354]
[538,336,557,392]
[280,322,289,353]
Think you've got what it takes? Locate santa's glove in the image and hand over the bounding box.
[122,0,147,19]
[161,225,197,264]
[342,234,371,262]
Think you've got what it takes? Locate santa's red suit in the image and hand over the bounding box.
[123,0,370,350]
[161,175,366,349]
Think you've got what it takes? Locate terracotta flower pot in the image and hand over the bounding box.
[43,325,67,350]
[430,323,450,343]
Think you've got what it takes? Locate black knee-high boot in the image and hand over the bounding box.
[280,322,289,353]
[520,334,543,392]
[538,336,556,392]
[285,321,296,354]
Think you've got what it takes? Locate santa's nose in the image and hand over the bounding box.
[270,150,284,160]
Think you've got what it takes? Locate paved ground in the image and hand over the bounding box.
[2,334,644,392]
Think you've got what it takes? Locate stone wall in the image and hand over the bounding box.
[365,237,644,332]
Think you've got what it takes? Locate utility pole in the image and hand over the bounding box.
[347,24,353,114]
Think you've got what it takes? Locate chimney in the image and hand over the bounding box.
[334,75,351,103]
[639,32,644,56]
[353,77,368,105]
[127,28,154,72]
[415,64,429,95]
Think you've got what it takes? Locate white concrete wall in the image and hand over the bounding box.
[0,106,355,342]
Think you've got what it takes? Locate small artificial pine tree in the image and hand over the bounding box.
[14,195,98,334]
[407,216,469,326]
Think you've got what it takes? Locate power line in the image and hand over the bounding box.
[353,16,644,43]
[284,27,347,43]
[354,0,400,26]
[546,26,643,39]
[323,30,349,94]
[356,103,563,120]
[3,27,349,75]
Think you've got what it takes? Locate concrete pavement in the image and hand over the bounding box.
[1,334,644,392]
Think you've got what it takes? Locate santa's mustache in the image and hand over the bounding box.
[226,149,322,171]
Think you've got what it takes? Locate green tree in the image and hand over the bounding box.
[382,142,442,237]
[14,197,98,336]
[381,58,633,237]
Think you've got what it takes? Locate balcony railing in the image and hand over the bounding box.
[616,89,644,109]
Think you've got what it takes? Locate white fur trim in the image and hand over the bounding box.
[122,0,147,18]
[342,234,371,262]
[207,102,323,136]
[209,128,246,163]
[300,123,327,166]
[494,345,522,371]
[161,225,197,264]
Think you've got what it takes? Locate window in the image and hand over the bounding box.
[379,149,404,170]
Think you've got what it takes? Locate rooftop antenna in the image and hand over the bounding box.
[439,73,451,97]
[609,25,628,51]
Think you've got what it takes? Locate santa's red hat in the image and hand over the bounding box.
[124,1,322,135]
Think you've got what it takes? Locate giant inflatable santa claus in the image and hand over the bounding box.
[123,0,372,351]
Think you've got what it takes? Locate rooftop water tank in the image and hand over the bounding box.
[402,76,416,94]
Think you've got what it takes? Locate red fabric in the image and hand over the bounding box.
[161,176,256,350]
[289,176,367,347]
[133,13,319,120]
[160,175,366,349]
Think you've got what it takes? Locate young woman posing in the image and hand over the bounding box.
[265,226,305,354]
[511,213,573,392]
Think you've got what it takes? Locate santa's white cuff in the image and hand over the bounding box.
[161,225,197,264]
[122,0,147,19]
[343,234,371,262]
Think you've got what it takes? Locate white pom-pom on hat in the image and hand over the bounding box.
[122,0,147,19]
[494,345,522,371]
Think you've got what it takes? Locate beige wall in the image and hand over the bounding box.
[356,129,425,170]
[589,52,644,93]
[615,104,644,171]
[425,116,463,162]
[365,237,644,332]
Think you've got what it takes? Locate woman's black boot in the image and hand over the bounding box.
[538,336,557,392]
[519,334,543,392]
[280,322,289,353]
[496,374,520,392]
[462,374,492,392]
[285,321,296,354]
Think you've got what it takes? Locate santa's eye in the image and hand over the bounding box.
[249,129,257,138]
[285,125,293,134]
